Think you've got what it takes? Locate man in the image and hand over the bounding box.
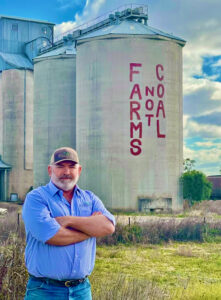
[22,147,115,299]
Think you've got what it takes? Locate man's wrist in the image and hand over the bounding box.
[66,216,72,227]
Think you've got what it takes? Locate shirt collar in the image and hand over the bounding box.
[48,180,81,197]
[48,180,60,196]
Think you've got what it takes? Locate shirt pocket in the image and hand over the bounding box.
[78,205,92,216]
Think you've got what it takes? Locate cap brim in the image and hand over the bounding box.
[53,159,78,165]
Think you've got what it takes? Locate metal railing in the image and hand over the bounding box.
[54,4,148,43]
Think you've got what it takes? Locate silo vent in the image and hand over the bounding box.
[114,11,121,24]
[63,34,73,45]
[109,14,115,21]
[72,29,81,38]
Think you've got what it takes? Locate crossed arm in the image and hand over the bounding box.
[46,213,115,246]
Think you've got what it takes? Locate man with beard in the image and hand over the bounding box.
[22,147,115,300]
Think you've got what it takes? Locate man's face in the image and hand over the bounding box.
[48,161,82,191]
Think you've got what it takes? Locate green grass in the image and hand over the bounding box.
[1,202,221,299]
[91,242,221,299]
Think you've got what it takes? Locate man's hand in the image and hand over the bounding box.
[55,212,115,237]
[55,212,103,228]
[92,211,102,216]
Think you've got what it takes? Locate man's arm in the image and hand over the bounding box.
[46,227,90,246]
[55,215,115,238]
[22,190,91,246]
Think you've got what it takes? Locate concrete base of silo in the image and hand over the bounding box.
[138,197,172,213]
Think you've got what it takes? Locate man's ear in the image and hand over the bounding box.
[48,165,52,177]
[78,165,82,176]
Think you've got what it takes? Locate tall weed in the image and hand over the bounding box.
[0,234,28,300]
[91,274,169,300]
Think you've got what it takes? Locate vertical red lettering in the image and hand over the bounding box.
[130,101,141,120]
[156,64,164,81]
[130,122,142,138]
[145,86,154,97]
[157,84,165,98]
[129,84,142,100]
[157,120,166,138]
[145,99,154,111]
[130,63,142,82]
[156,100,165,118]
[130,139,142,156]
[145,114,154,126]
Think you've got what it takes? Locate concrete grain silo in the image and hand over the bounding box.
[76,6,186,212]
[33,37,76,187]
[1,69,34,199]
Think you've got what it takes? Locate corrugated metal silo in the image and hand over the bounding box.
[76,8,186,211]
[33,40,76,187]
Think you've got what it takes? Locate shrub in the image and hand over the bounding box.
[203,222,221,242]
[98,218,221,245]
[181,170,212,205]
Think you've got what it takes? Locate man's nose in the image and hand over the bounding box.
[63,167,71,174]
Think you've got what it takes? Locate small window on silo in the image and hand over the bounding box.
[12,24,18,31]
[42,27,47,35]
[11,23,18,41]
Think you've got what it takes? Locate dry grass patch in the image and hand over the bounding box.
[176,245,195,257]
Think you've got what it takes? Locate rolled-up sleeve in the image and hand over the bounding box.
[91,193,116,226]
[22,191,61,243]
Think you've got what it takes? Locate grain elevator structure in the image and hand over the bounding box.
[0,15,54,201]
[0,5,186,212]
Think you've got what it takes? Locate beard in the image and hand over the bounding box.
[51,173,78,191]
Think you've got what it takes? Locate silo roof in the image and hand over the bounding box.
[0,15,55,25]
[0,156,11,169]
[0,52,33,70]
[36,43,76,60]
[77,19,186,46]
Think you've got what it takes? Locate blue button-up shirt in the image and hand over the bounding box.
[22,181,115,280]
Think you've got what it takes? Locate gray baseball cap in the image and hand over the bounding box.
[50,147,79,165]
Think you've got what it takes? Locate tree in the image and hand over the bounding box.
[180,170,212,205]
[183,158,196,172]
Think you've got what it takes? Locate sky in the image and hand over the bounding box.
[1,0,221,175]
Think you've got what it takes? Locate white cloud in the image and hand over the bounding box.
[195,141,221,148]
[74,0,105,25]
[213,59,221,67]
[211,82,221,100]
[54,21,77,40]
[184,140,221,175]
[184,118,221,139]
[183,76,221,103]
[57,0,82,10]
[54,0,106,40]
[183,143,196,160]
